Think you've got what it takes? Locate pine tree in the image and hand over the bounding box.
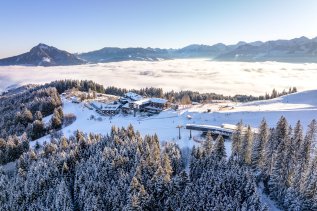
[271,89,278,99]
[32,119,45,140]
[34,111,43,121]
[241,125,253,164]
[302,156,317,210]
[54,180,73,211]
[51,108,62,129]
[202,131,214,156]
[251,119,269,173]
[268,116,291,203]
[231,121,243,160]
[214,135,226,160]
[307,119,317,154]
[285,126,296,182]
[0,168,9,210]
[125,177,148,211]
[292,133,313,196]
[293,121,304,160]
[262,128,275,178]
[161,153,173,182]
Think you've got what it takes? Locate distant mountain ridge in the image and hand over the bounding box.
[79,36,317,63]
[1,36,317,66]
[0,43,86,66]
[78,47,171,62]
[216,36,317,63]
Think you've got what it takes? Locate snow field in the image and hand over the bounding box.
[32,89,317,160]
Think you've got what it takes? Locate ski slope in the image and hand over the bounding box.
[32,90,317,157]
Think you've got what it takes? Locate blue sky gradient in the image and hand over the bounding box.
[1,0,317,57]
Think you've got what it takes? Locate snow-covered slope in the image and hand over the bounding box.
[31,90,317,158]
[235,90,317,111]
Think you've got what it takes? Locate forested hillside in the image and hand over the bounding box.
[105,86,297,103]
[232,117,317,210]
[0,126,265,210]
[0,79,315,210]
[0,80,105,165]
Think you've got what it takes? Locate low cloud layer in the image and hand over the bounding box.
[0,59,317,95]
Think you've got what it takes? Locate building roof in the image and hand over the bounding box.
[102,104,121,111]
[150,98,168,104]
[144,106,163,111]
[122,103,130,109]
[186,124,234,136]
[90,101,121,111]
[133,98,150,106]
[124,92,143,101]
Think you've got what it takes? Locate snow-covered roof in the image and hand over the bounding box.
[124,92,143,101]
[122,103,130,109]
[221,124,238,130]
[90,101,104,109]
[101,104,121,111]
[221,124,258,134]
[133,99,150,106]
[144,106,163,111]
[90,101,121,110]
[186,124,234,133]
[120,97,130,101]
[150,98,168,104]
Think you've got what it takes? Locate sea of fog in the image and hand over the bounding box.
[0,59,317,95]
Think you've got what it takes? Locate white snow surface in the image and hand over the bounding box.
[1,59,317,95]
[31,90,317,157]
[42,57,51,63]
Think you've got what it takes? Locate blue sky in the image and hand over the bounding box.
[1,0,317,58]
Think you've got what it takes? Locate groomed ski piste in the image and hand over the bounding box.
[32,89,317,157]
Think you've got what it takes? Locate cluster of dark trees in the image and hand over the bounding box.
[105,86,298,104]
[0,86,62,139]
[45,80,105,94]
[0,80,103,165]
[0,105,65,165]
[0,125,266,210]
[264,87,297,100]
[0,134,29,165]
[232,117,317,210]
[0,84,66,165]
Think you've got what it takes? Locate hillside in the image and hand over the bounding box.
[1,85,316,211]
[32,90,317,151]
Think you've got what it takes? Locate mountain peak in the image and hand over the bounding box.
[32,43,52,51]
[0,44,85,66]
[37,43,49,47]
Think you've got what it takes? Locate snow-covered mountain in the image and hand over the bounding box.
[78,47,170,63]
[216,36,317,63]
[77,44,230,62]
[0,43,86,66]
[79,36,317,63]
[2,36,317,65]
[172,43,230,58]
